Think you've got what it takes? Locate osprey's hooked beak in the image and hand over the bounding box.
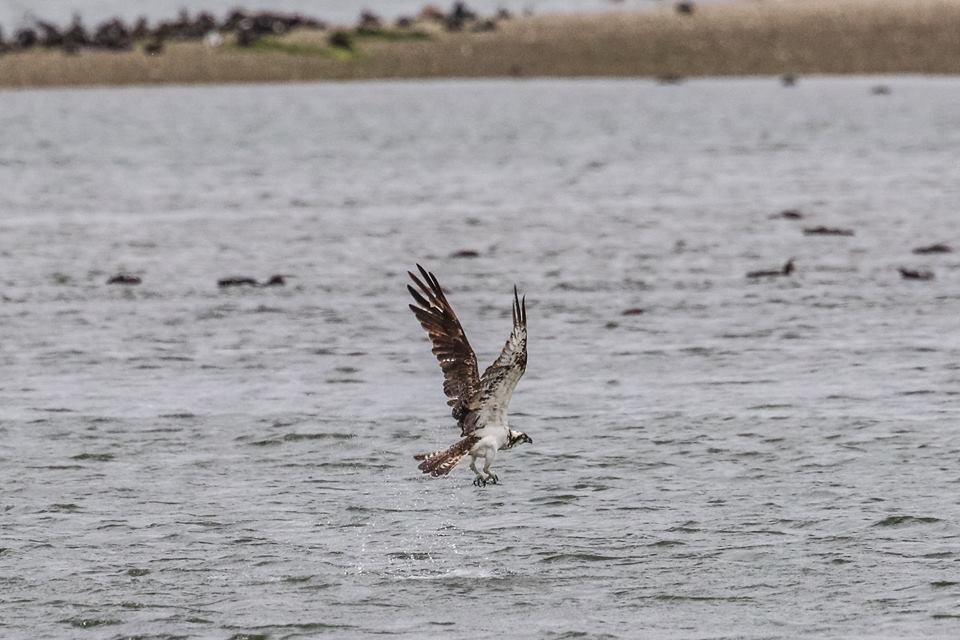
[522,434,533,445]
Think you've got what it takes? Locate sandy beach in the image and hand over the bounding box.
[1,0,959,87]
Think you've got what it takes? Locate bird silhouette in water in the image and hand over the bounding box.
[262,274,292,286]
[747,259,795,279]
[803,226,854,237]
[107,274,141,285]
[912,243,952,255]
[898,267,934,281]
[217,276,259,288]
[217,274,293,288]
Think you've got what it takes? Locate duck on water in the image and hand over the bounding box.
[747,258,795,279]
[217,274,293,288]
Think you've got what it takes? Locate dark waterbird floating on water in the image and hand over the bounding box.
[408,265,532,487]
[912,243,952,255]
[747,258,795,279]
[217,274,293,288]
[218,276,258,288]
[899,267,934,281]
[803,226,854,237]
[769,208,804,220]
[106,274,141,285]
[262,274,292,286]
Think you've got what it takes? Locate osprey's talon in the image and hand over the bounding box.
[473,476,486,487]
[485,473,499,485]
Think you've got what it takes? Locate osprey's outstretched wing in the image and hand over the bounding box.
[459,286,527,435]
[407,265,481,427]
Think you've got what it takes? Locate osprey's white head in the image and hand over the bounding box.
[505,429,533,449]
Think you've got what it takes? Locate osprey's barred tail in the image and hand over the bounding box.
[414,436,478,477]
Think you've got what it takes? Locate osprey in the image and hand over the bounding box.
[407,265,533,486]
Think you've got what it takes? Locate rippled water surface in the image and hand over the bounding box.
[2,77,960,638]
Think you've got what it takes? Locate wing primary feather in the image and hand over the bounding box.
[407,284,432,309]
[513,285,519,325]
[417,264,438,297]
[427,269,449,306]
[409,272,439,306]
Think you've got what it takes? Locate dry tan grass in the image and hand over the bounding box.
[2,0,960,88]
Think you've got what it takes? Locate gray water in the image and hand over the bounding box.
[2,77,960,639]
[0,0,657,30]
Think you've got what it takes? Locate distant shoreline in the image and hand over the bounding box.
[2,0,960,89]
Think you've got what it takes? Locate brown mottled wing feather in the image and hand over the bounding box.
[460,286,527,435]
[407,265,481,427]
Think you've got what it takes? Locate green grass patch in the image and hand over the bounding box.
[329,46,360,61]
[354,28,432,42]
[238,36,329,57]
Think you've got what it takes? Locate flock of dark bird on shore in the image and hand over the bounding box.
[0,3,507,56]
[0,1,710,56]
[0,9,312,55]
